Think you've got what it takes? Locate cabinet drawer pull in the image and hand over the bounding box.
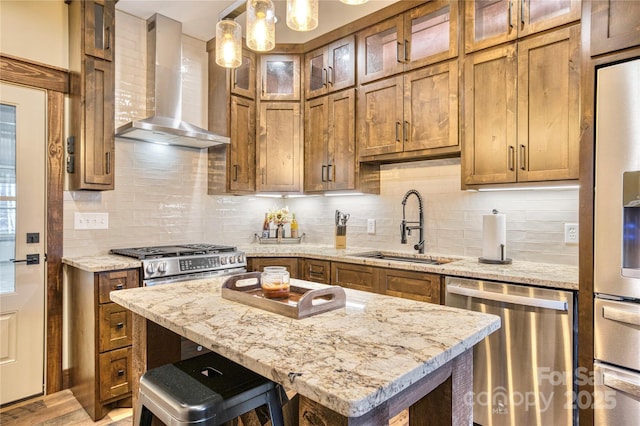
[105,151,111,175]
[403,121,409,142]
[520,0,525,25]
[321,165,327,182]
[114,284,124,290]
[328,66,334,86]
[519,144,526,170]
[396,41,403,64]
[105,26,111,50]
[395,121,401,142]
[261,168,265,185]
[233,164,238,182]
[508,146,515,171]
[323,68,328,88]
[116,322,124,329]
[327,164,333,182]
[309,267,324,275]
[404,40,410,62]
[117,369,125,377]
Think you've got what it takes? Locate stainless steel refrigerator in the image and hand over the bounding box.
[593,57,640,425]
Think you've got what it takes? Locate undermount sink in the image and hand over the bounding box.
[351,251,459,265]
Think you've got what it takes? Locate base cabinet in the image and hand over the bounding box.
[69,268,138,421]
[247,257,300,278]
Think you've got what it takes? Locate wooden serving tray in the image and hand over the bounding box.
[221,272,346,319]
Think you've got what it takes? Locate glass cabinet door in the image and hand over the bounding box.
[260,55,300,101]
[465,0,516,53]
[306,50,327,98]
[327,36,355,93]
[357,16,404,85]
[84,0,115,61]
[231,49,256,99]
[404,0,458,71]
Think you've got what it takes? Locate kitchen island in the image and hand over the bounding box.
[111,276,500,425]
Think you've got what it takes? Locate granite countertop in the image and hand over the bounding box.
[62,243,578,290]
[110,276,500,418]
[240,243,579,291]
[62,254,141,272]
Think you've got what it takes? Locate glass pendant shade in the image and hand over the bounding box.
[215,19,242,68]
[286,0,318,32]
[246,0,275,52]
[340,0,369,4]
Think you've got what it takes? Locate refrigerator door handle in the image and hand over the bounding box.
[603,305,640,326]
[603,371,640,398]
[447,284,568,311]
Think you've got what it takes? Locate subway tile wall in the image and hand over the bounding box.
[62,12,578,266]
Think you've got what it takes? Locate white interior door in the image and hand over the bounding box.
[0,82,46,405]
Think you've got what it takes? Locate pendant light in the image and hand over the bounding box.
[215,19,242,68]
[340,0,369,4]
[286,0,318,32]
[246,0,275,52]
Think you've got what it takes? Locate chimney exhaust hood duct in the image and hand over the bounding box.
[115,14,229,148]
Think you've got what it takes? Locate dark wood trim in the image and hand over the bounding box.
[0,55,68,395]
[0,54,69,93]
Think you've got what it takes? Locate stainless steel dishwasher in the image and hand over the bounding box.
[445,277,576,426]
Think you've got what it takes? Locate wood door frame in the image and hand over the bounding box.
[1,54,68,395]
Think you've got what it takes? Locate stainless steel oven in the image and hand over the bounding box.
[110,243,247,358]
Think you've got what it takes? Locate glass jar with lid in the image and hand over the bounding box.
[260,266,290,299]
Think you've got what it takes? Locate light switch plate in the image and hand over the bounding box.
[367,219,376,234]
[564,223,578,244]
[74,212,109,230]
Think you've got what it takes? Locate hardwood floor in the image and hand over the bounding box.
[0,390,131,426]
[0,390,409,425]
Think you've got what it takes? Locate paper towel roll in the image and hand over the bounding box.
[482,212,507,261]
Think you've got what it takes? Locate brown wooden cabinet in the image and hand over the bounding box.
[331,262,380,294]
[259,54,301,101]
[358,59,459,160]
[463,25,580,186]
[207,45,256,195]
[301,259,332,284]
[69,268,138,420]
[305,36,356,99]
[247,257,300,278]
[68,0,115,190]
[305,88,366,192]
[464,0,581,53]
[591,0,640,56]
[257,102,303,193]
[379,269,442,304]
[357,1,459,85]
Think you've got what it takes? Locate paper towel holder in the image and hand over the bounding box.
[479,243,512,265]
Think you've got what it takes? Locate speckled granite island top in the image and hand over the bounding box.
[240,244,579,290]
[111,276,500,418]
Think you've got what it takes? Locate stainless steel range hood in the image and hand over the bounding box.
[115,14,229,149]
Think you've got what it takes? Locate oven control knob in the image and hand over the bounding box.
[229,256,236,264]
[220,256,227,265]
[157,262,167,273]
[237,254,244,263]
[146,263,156,274]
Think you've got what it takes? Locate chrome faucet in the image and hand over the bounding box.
[401,189,425,254]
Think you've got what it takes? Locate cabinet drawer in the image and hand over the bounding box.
[381,269,441,304]
[99,347,132,401]
[99,303,132,352]
[247,257,300,278]
[332,262,380,293]
[302,259,331,284]
[98,269,139,304]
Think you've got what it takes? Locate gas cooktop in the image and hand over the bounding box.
[110,243,238,260]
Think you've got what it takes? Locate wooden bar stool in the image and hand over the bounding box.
[135,351,285,426]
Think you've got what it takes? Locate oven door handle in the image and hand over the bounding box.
[603,372,640,398]
[603,305,640,326]
[447,284,568,311]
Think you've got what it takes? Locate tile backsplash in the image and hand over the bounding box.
[62,11,578,266]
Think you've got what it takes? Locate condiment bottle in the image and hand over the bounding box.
[262,213,270,238]
[290,213,299,238]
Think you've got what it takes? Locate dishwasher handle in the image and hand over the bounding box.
[447,283,568,311]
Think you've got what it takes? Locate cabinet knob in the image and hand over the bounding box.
[116,322,124,329]
[115,283,124,290]
[117,369,125,377]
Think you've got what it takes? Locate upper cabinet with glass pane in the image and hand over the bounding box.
[231,49,256,99]
[260,54,301,101]
[84,0,115,61]
[305,35,356,99]
[465,0,581,53]
[357,0,458,85]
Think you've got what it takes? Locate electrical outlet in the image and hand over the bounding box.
[367,218,376,234]
[74,212,109,230]
[564,223,578,244]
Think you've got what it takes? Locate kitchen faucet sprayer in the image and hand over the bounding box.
[401,189,425,254]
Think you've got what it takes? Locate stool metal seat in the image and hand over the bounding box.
[135,351,285,426]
